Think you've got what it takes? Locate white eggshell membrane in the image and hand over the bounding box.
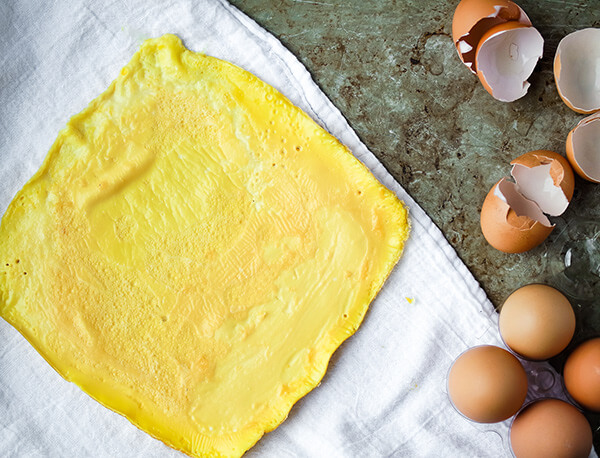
[570,114,600,181]
[555,28,600,113]
[511,163,569,216]
[496,178,552,227]
[459,41,474,54]
[477,26,544,102]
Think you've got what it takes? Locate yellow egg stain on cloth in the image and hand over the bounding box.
[0,35,409,457]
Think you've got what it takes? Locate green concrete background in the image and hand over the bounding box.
[229,0,600,450]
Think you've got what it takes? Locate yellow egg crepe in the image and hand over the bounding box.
[0,34,409,457]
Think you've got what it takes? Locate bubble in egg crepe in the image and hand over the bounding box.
[0,34,409,457]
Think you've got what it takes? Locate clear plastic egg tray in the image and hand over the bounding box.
[443,216,599,457]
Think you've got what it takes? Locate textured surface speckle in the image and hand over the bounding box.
[230,0,600,449]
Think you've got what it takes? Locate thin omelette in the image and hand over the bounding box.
[0,34,409,457]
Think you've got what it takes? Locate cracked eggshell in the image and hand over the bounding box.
[566,112,600,183]
[452,0,530,73]
[554,28,600,114]
[480,151,574,254]
[476,22,543,102]
[480,178,553,253]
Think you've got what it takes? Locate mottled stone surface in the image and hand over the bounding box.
[230,0,600,449]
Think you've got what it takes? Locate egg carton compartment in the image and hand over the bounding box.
[520,359,569,402]
[544,216,600,304]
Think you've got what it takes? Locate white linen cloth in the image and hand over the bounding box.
[0,1,594,457]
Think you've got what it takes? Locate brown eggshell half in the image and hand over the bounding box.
[510,150,575,213]
[566,113,600,183]
[480,179,553,253]
[452,0,531,73]
[554,28,600,114]
[476,22,543,102]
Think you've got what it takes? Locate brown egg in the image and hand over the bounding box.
[510,399,593,458]
[452,0,530,73]
[566,112,600,183]
[564,338,600,412]
[499,284,575,360]
[448,345,527,423]
[480,151,574,253]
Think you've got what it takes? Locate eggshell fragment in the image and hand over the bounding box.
[480,151,574,253]
[499,284,575,360]
[476,22,543,102]
[554,28,600,114]
[564,338,600,412]
[566,112,600,182]
[510,150,574,215]
[452,0,531,73]
[448,345,527,423]
[510,399,593,458]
